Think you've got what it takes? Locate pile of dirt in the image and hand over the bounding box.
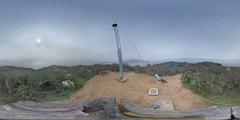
[71,72,208,111]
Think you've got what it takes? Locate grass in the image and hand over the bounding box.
[0,97,13,106]
[57,78,87,100]
[33,78,88,101]
[46,78,88,100]
[202,96,240,106]
[0,90,74,105]
[0,77,89,104]
[0,100,7,106]
[0,93,10,106]
[182,80,240,107]
[182,81,193,89]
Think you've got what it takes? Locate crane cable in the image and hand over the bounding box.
[120,31,149,65]
[119,30,154,74]
[103,13,154,73]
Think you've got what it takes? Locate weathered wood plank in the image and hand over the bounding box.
[204,106,231,120]
[0,102,86,119]
[103,97,117,119]
[83,97,107,113]
[121,99,234,120]
[14,101,81,109]
[123,111,205,119]
[121,99,205,119]
[11,103,76,112]
[0,98,235,120]
[232,106,240,119]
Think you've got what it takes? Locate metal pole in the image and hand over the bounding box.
[112,23,124,80]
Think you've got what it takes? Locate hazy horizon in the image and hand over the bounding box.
[1,0,240,68]
[1,57,240,69]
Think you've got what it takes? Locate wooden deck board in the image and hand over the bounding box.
[121,99,232,120]
[0,98,237,119]
[204,107,231,120]
[232,106,240,119]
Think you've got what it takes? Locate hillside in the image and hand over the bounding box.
[71,72,207,110]
[0,65,110,102]
[1,62,240,106]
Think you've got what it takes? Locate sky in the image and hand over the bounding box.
[1,0,240,68]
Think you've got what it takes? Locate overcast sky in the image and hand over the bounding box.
[1,0,240,68]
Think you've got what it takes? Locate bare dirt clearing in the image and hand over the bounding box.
[71,72,207,111]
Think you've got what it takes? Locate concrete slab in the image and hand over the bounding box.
[148,88,158,96]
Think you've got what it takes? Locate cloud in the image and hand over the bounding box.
[0,0,240,68]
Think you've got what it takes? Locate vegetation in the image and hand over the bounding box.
[0,64,119,103]
[180,62,240,106]
[1,61,240,106]
[133,61,240,106]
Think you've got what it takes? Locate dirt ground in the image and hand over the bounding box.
[71,72,208,111]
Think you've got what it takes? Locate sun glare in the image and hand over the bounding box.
[36,38,41,43]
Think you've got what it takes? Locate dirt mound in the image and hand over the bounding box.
[71,72,207,110]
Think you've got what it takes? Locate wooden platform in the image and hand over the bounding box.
[0,101,87,119]
[121,98,205,119]
[120,98,238,120]
[0,98,239,119]
[205,106,231,120]
[232,106,240,119]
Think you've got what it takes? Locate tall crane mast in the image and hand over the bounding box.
[112,23,126,81]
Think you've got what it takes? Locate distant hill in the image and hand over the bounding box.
[1,58,240,69]
[0,59,40,69]
[0,66,34,71]
[151,58,240,67]
[123,59,148,66]
[1,62,239,105]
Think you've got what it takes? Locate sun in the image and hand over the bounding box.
[36,38,41,43]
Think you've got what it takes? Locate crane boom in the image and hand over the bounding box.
[112,23,125,81]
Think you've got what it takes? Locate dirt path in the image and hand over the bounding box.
[71,72,208,110]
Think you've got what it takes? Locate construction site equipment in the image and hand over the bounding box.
[112,23,126,82]
[154,74,161,81]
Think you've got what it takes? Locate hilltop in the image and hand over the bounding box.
[0,62,240,106]
[71,72,207,110]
